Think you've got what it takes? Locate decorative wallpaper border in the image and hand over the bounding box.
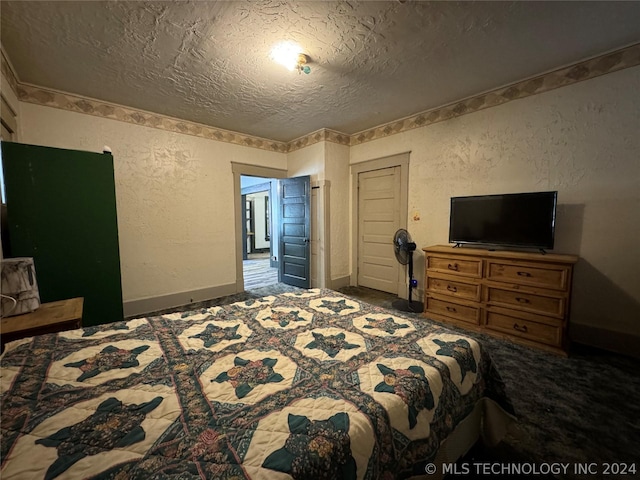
[3,43,640,153]
[15,83,289,153]
[349,42,640,146]
[288,128,351,151]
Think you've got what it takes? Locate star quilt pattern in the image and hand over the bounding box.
[0,289,512,479]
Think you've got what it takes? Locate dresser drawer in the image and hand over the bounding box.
[485,286,565,318]
[425,296,480,325]
[427,275,481,302]
[486,260,571,291]
[423,245,576,355]
[485,310,561,347]
[426,255,482,278]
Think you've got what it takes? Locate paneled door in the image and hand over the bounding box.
[357,166,401,293]
[278,176,311,288]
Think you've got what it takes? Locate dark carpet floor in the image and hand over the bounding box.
[136,283,640,479]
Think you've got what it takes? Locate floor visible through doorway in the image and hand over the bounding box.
[243,254,278,289]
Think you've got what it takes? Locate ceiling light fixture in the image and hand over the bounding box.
[270,41,311,74]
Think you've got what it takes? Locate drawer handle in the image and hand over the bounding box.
[447,263,459,271]
[446,306,457,313]
[517,271,532,277]
[515,297,530,304]
[513,323,528,333]
[447,285,458,293]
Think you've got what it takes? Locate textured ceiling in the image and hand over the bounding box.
[2,1,640,142]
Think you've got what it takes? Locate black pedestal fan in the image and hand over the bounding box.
[391,229,424,313]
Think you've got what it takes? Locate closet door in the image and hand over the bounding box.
[2,141,123,327]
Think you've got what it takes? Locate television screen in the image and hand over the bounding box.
[449,191,557,249]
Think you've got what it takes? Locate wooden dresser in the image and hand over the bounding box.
[423,245,578,355]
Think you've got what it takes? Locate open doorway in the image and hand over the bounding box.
[233,164,312,293]
[241,175,278,290]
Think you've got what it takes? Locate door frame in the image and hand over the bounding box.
[311,180,330,289]
[350,152,410,298]
[241,180,273,260]
[232,162,287,293]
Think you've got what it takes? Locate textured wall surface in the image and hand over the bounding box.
[287,141,351,283]
[324,142,351,281]
[18,103,286,302]
[3,1,640,141]
[350,66,640,336]
[286,141,324,182]
[9,60,640,340]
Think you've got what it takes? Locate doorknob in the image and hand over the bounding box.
[304,238,310,243]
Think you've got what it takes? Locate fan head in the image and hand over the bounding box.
[393,229,416,265]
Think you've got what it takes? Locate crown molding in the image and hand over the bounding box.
[3,43,639,153]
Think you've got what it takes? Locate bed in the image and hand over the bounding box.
[1,289,514,479]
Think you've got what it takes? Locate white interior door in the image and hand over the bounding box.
[357,166,401,293]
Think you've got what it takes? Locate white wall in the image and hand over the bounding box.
[351,66,640,337]
[287,141,325,181]
[324,142,351,283]
[18,103,286,307]
[248,191,270,250]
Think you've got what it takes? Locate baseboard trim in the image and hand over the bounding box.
[123,282,237,318]
[329,275,351,290]
[570,323,640,359]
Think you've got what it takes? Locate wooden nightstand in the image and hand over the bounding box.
[1,297,83,348]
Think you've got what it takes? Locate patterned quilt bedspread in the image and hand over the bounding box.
[1,289,513,479]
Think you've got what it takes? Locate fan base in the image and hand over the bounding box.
[392,299,424,313]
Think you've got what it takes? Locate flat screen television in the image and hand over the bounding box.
[448,191,557,250]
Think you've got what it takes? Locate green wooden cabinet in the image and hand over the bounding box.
[2,141,124,327]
